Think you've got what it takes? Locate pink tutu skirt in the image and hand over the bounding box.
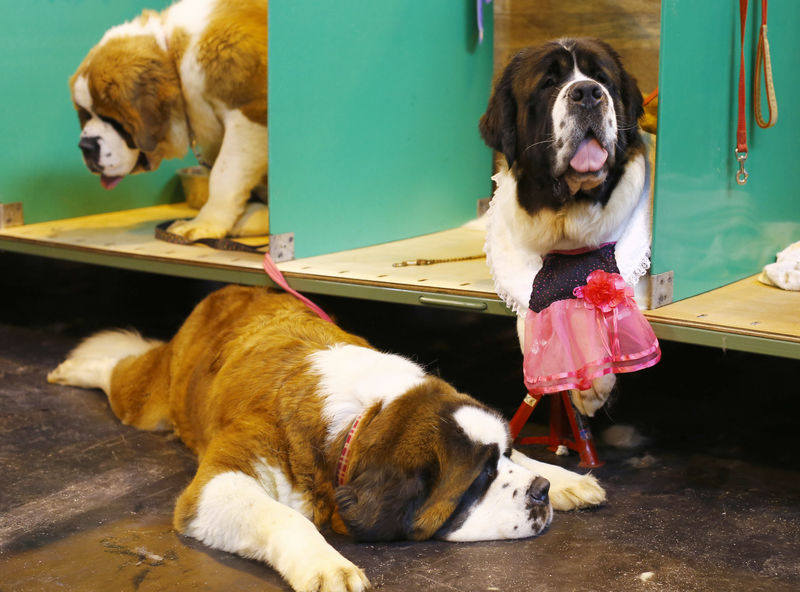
[523,297,661,394]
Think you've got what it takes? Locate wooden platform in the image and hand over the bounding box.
[1,204,797,358]
[646,276,800,359]
[0,205,505,313]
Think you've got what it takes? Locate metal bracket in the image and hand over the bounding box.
[650,271,674,308]
[269,232,295,262]
[0,202,24,228]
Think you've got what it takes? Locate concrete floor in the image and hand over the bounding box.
[1,252,799,592]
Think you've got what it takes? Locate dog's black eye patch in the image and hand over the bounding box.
[98,114,136,149]
[540,76,557,89]
[433,447,500,538]
[539,54,570,87]
[76,107,91,127]
[485,458,498,480]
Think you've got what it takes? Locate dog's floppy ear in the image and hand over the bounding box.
[600,39,643,148]
[479,64,518,168]
[84,36,182,154]
[124,45,183,154]
[620,69,644,147]
[130,76,180,153]
[410,447,490,540]
[335,465,427,542]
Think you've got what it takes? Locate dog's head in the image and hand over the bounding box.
[69,17,187,189]
[334,381,552,542]
[479,38,643,214]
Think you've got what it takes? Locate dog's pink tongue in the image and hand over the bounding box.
[101,175,123,190]
[570,138,608,173]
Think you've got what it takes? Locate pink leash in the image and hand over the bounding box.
[262,253,334,323]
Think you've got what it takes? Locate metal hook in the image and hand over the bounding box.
[735,150,749,185]
[392,259,434,267]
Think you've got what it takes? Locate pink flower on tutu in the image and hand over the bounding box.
[573,270,632,312]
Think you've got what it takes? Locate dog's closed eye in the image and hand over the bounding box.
[98,114,136,149]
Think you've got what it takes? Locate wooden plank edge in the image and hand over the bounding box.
[279,270,500,301]
[0,236,270,286]
[0,236,513,316]
[644,313,800,344]
[649,321,800,360]
[3,235,796,355]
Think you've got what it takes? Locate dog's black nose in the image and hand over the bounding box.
[78,136,100,162]
[569,81,604,108]
[526,477,550,504]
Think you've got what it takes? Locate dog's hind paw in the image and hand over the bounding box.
[570,373,616,417]
[548,471,606,511]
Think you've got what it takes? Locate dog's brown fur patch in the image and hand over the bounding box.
[109,286,366,530]
[197,0,268,125]
[105,285,502,541]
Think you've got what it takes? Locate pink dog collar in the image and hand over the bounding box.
[335,412,366,486]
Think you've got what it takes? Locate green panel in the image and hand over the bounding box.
[0,1,192,224]
[269,1,494,259]
[653,0,800,301]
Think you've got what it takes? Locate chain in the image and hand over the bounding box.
[392,254,486,267]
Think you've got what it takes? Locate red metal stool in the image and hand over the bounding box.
[508,390,603,468]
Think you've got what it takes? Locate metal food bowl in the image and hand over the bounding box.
[177,166,210,209]
[177,166,269,209]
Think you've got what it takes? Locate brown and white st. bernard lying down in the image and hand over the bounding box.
[48,286,605,592]
[69,0,268,240]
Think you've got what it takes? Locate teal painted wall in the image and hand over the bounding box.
[4,1,494,261]
[268,2,494,258]
[0,1,190,225]
[653,0,800,301]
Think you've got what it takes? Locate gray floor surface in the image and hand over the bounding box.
[1,253,798,592]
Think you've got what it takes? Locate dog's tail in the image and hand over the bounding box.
[48,330,172,431]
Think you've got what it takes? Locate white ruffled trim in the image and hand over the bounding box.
[483,167,548,316]
[485,150,653,316]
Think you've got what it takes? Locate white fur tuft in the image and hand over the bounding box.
[452,406,509,449]
[309,344,427,443]
[72,74,92,111]
[99,9,168,51]
[48,330,162,396]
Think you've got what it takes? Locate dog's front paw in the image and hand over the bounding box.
[287,551,370,592]
[570,373,616,417]
[509,451,606,512]
[168,218,230,240]
[549,471,606,511]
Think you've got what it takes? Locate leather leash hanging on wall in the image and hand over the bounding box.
[753,0,778,129]
[736,0,778,185]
